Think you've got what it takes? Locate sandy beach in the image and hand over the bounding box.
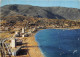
[21,33,44,57]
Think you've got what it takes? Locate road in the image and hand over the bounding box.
[0,38,12,57]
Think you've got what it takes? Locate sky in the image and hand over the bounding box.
[1,0,80,9]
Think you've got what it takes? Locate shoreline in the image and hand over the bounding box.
[26,28,80,57]
[1,28,80,57]
[24,33,44,57]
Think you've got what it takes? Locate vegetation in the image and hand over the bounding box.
[0,15,80,39]
[1,4,80,20]
[1,15,80,29]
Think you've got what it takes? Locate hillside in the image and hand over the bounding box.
[1,15,80,29]
[1,4,80,20]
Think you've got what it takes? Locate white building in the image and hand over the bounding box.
[10,38,16,48]
[22,27,25,33]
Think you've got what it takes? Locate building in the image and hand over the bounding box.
[10,38,16,48]
[10,38,22,56]
[22,27,25,33]
[22,34,29,37]
[15,31,20,37]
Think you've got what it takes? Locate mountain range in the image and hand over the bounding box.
[1,4,80,20]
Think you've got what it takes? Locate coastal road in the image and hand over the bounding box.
[0,38,5,57]
[0,38,12,57]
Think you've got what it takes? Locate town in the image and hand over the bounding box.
[0,26,42,57]
[0,16,80,57]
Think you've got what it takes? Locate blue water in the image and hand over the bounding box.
[35,29,80,57]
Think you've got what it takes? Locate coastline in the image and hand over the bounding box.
[24,33,44,57]
[1,28,80,57]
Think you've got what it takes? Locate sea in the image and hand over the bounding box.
[35,29,80,57]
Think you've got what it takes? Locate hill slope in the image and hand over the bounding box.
[1,4,80,20]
